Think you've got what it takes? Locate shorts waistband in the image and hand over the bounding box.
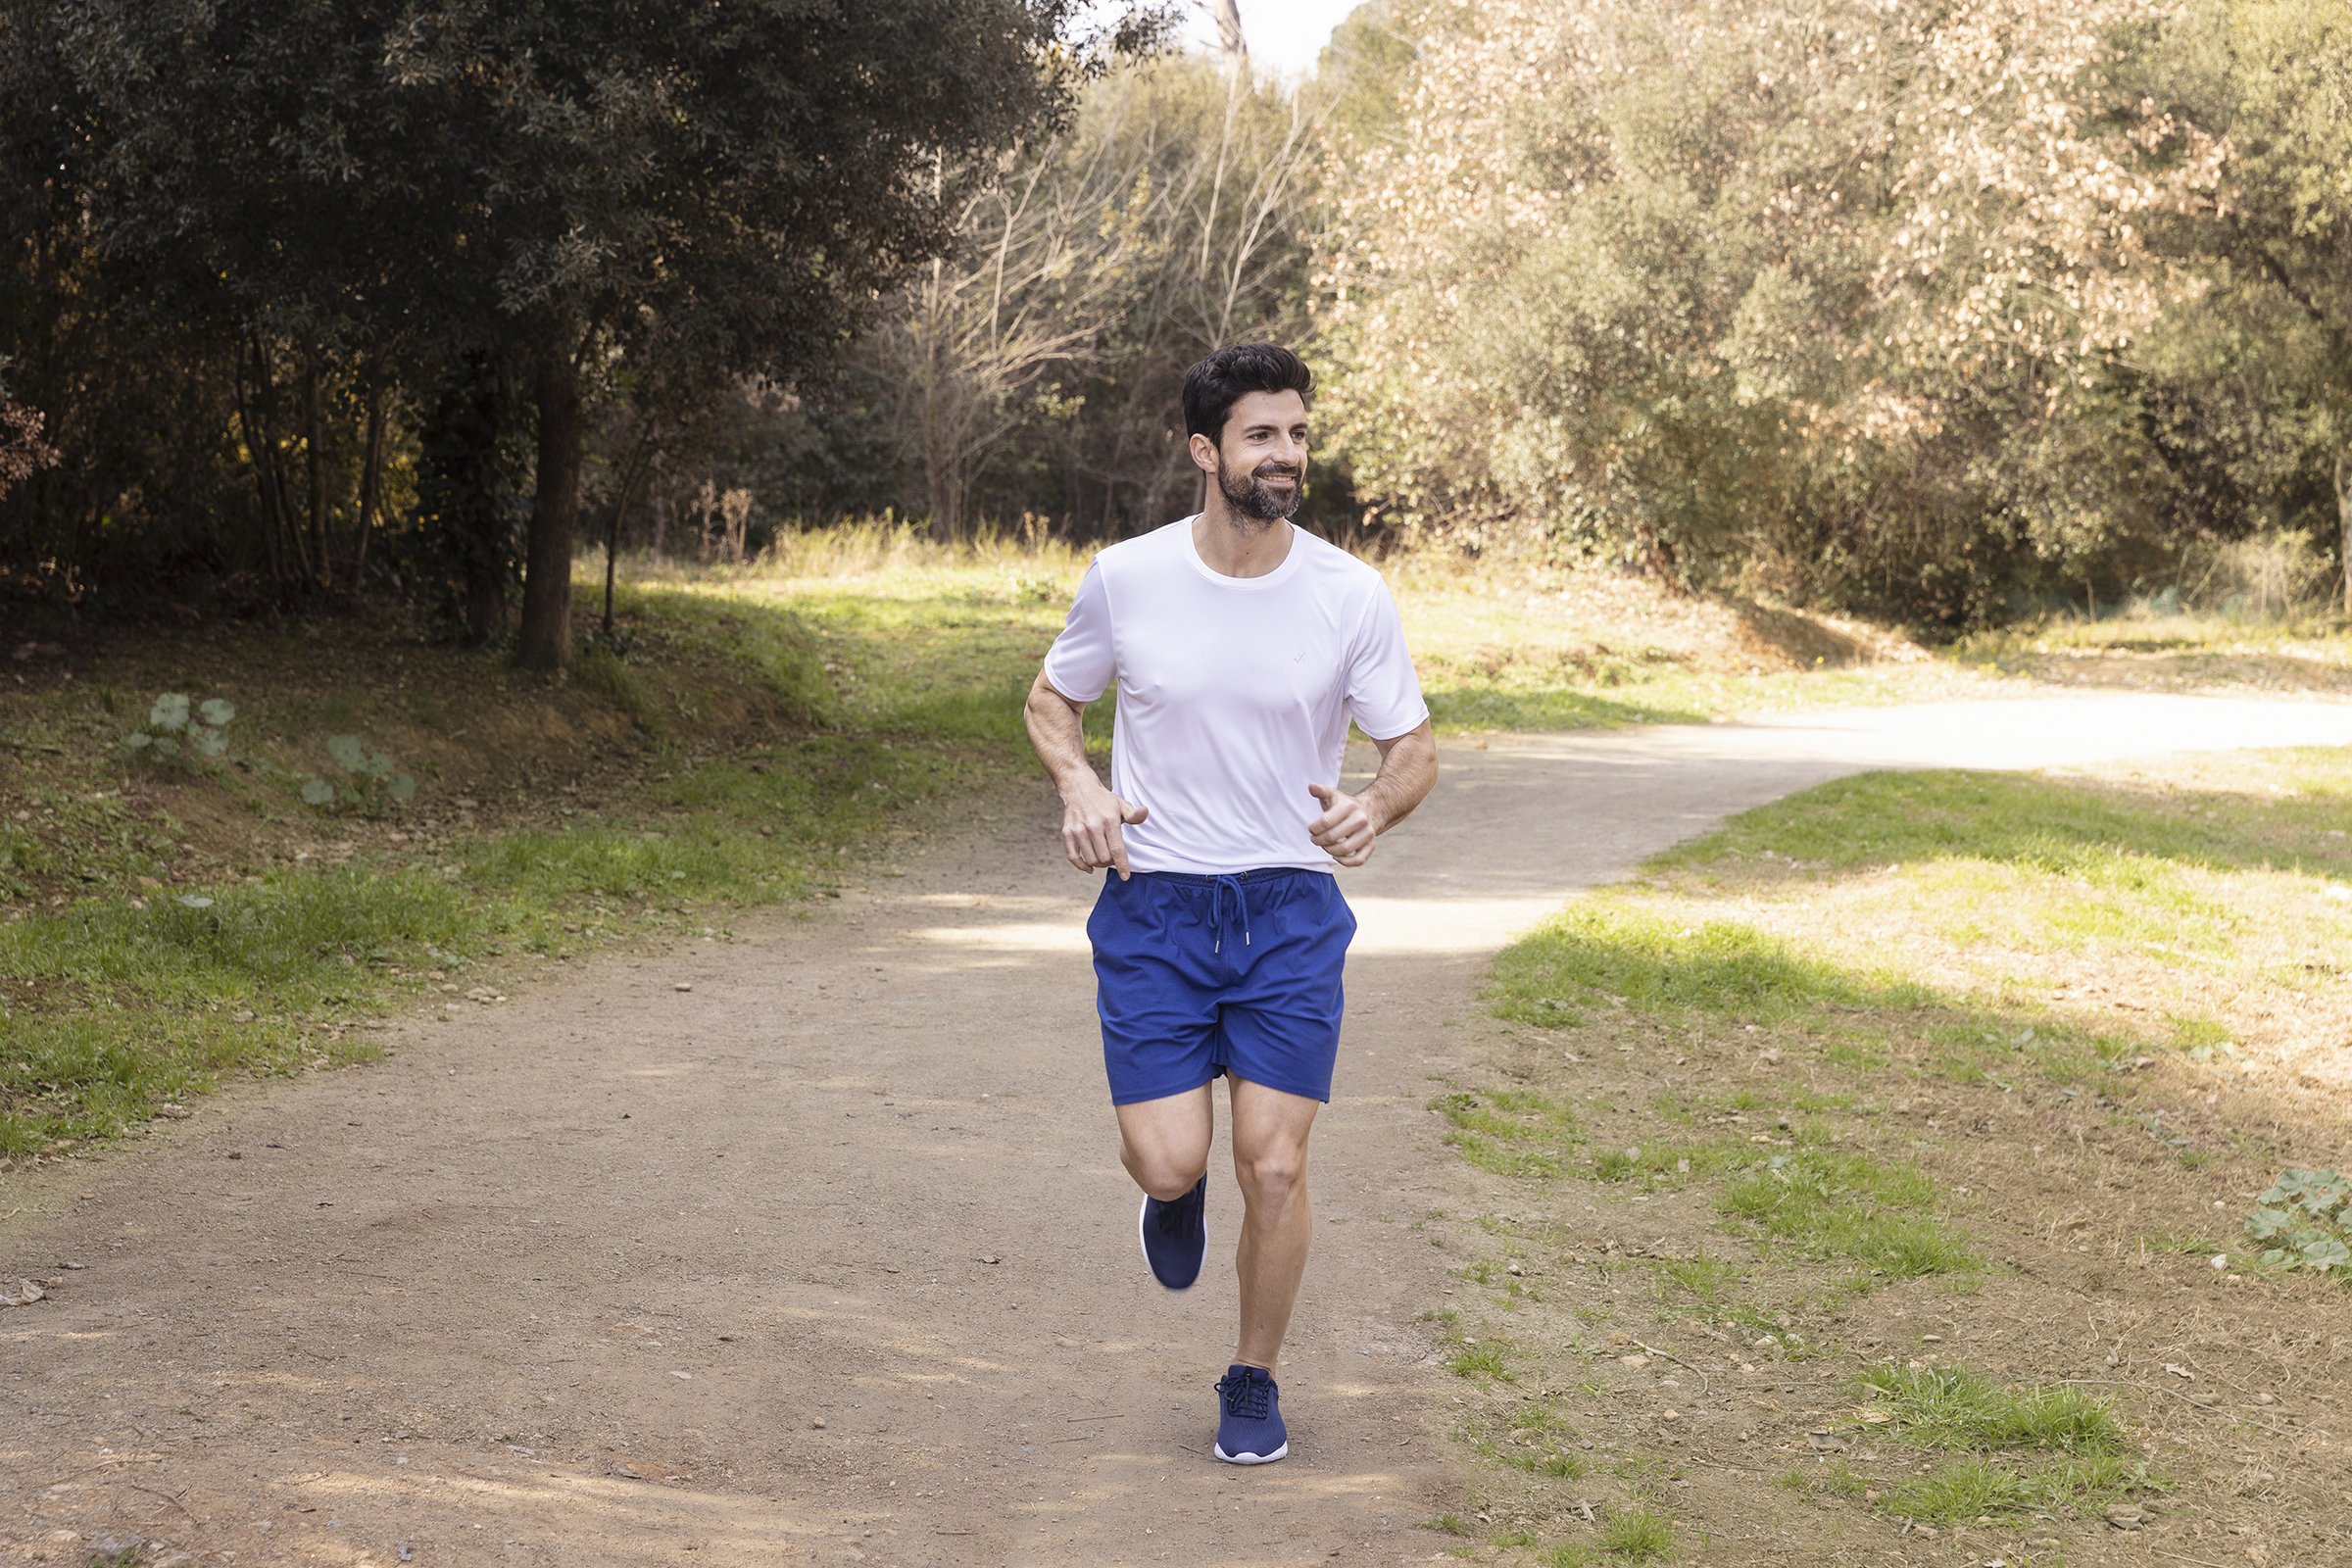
[1128,866,1325,887]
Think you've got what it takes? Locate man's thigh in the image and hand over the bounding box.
[1116,1085,1215,1181]
[1228,1075,1320,1172]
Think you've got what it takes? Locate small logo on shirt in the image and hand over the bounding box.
[1292,651,1306,663]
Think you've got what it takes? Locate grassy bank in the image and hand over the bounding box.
[1426,747,2352,1565]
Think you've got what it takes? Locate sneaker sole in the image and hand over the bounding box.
[1138,1192,1202,1292]
[1213,1442,1288,1465]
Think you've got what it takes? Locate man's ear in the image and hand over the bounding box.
[1188,431,1219,475]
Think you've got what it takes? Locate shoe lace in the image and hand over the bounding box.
[1217,1369,1270,1421]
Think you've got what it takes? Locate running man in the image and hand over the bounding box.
[1024,343,1439,1464]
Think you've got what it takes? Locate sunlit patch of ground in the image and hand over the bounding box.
[1429,745,2352,1567]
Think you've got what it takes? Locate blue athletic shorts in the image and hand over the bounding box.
[1086,866,1357,1106]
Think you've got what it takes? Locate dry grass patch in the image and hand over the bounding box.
[1425,746,2352,1567]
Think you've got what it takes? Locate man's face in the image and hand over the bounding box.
[1201,389,1308,524]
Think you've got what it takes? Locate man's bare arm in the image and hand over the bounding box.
[1024,670,1149,879]
[1306,718,1438,868]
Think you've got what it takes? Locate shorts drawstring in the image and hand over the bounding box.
[1208,873,1252,955]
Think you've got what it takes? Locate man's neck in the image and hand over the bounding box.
[1193,505,1294,580]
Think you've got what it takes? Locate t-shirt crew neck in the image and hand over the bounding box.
[1181,518,1304,590]
[1042,515,1429,876]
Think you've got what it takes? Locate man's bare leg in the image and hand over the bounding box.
[1229,1076,1320,1375]
[1115,1084,1213,1200]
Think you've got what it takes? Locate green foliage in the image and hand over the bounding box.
[2,0,1174,607]
[300,735,416,813]
[1318,0,2352,626]
[122,692,235,767]
[2247,1167,2352,1274]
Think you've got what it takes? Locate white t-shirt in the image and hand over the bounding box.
[1042,517,1430,875]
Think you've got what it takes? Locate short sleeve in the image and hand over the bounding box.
[1347,581,1430,740]
[1041,561,1115,703]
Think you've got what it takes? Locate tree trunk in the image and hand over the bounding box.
[1212,0,1250,79]
[419,354,513,645]
[2337,444,2351,619]
[516,337,583,672]
[304,356,328,588]
[230,362,286,590]
[351,385,385,594]
[603,420,653,635]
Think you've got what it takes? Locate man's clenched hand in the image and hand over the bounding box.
[1306,780,1379,867]
[1062,780,1150,879]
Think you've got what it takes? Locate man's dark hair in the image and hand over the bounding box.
[1182,343,1313,443]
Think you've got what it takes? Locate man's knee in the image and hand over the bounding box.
[1125,1144,1208,1201]
[1235,1145,1306,1212]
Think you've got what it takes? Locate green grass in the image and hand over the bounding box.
[1446,1337,1514,1383]
[1880,1454,2143,1526]
[0,731,934,1153]
[1431,1086,1585,1177]
[1488,902,1928,1029]
[1539,1507,1679,1565]
[1438,740,2332,1549]
[1592,1138,1747,1189]
[1654,1252,1739,1306]
[1718,1150,1980,1280]
[1595,1508,1676,1561]
[1857,1363,2124,1456]
[1844,1363,2146,1525]
[1,667,956,1154]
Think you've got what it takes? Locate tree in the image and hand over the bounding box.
[875,53,1319,537]
[2122,0,2352,609]
[1315,0,2230,623]
[16,0,1173,656]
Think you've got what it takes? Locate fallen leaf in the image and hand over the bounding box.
[1,1279,46,1307]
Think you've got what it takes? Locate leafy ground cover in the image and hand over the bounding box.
[1423,747,2352,1565]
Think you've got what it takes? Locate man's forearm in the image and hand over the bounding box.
[1025,674,1099,799]
[1363,726,1438,835]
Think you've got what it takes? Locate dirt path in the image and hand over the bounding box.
[7,693,2352,1568]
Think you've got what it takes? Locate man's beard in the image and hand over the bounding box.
[1216,456,1302,523]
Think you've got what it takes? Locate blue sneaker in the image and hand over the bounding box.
[1139,1176,1207,1291]
[1213,1363,1288,1464]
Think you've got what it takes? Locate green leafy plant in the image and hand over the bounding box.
[123,692,234,766]
[300,735,416,813]
[2247,1168,2352,1274]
